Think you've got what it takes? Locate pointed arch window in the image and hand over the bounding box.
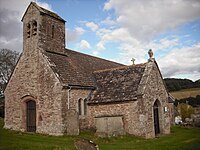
[78,98,82,115]
[78,98,87,116]
[32,20,37,36]
[84,99,87,115]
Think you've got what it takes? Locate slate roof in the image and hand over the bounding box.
[22,2,65,22]
[88,64,147,104]
[44,49,124,87]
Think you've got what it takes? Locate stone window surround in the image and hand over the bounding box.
[26,20,37,38]
[78,98,87,116]
[21,95,38,132]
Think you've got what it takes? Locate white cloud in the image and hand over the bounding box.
[92,51,99,56]
[101,17,116,25]
[37,1,52,11]
[86,22,98,31]
[96,0,200,80]
[158,43,200,80]
[75,27,85,35]
[78,40,91,49]
[104,0,200,41]
[96,42,105,50]
[66,27,85,44]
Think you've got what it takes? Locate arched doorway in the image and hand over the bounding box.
[26,100,36,132]
[153,100,160,135]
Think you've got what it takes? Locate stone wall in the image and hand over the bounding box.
[141,61,171,138]
[4,5,65,136]
[65,89,92,130]
[87,101,145,136]
[38,11,65,54]
[87,61,171,138]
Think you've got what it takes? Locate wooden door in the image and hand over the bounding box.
[153,102,160,135]
[27,100,36,132]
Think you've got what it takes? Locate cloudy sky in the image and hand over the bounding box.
[0,0,200,81]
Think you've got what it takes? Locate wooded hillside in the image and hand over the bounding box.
[164,78,200,92]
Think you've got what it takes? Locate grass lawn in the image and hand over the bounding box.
[0,118,200,150]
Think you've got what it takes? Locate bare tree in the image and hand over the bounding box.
[0,49,19,95]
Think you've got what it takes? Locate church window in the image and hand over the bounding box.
[27,23,31,38]
[52,25,54,38]
[84,99,87,115]
[78,98,82,115]
[32,20,37,35]
[78,98,87,116]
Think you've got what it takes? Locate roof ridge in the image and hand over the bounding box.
[22,2,65,22]
[65,48,125,66]
[94,63,147,73]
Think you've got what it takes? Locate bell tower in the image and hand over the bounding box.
[22,2,66,54]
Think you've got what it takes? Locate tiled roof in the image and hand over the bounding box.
[43,49,124,87]
[22,2,65,22]
[88,64,147,104]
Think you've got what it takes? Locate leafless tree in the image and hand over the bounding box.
[0,49,19,95]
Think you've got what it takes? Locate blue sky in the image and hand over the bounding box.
[0,0,200,81]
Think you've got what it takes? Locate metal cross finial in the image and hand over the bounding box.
[131,58,135,65]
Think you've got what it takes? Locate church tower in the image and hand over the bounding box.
[21,2,66,54]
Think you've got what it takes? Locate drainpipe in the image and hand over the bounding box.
[67,86,71,109]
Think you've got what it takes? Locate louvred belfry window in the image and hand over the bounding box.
[27,23,31,38]
[32,20,37,35]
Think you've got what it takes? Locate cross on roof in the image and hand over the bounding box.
[131,58,135,65]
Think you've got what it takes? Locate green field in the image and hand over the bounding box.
[0,118,200,150]
[170,88,200,100]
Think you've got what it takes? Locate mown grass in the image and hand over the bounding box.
[0,118,200,150]
[170,88,200,100]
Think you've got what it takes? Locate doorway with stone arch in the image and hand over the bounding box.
[153,100,160,135]
[26,100,36,132]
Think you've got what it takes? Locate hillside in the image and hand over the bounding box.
[164,78,200,92]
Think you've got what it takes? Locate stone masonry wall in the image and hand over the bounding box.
[87,101,146,136]
[87,61,171,138]
[38,11,65,54]
[4,5,65,135]
[141,61,171,138]
[65,89,92,130]
[4,5,40,131]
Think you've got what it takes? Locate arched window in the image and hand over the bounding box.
[153,100,161,135]
[84,99,87,115]
[27,23,31,38]
[78,98,87,116]
[26,100,36,132]
[78,98,82,115]
[32,20,37,35]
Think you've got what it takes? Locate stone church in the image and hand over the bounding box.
[4,2,174,138]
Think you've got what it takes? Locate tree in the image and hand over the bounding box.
[0,49,19,95]
[177,103,194,122]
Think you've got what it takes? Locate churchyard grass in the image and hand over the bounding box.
[0,118,200,150]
